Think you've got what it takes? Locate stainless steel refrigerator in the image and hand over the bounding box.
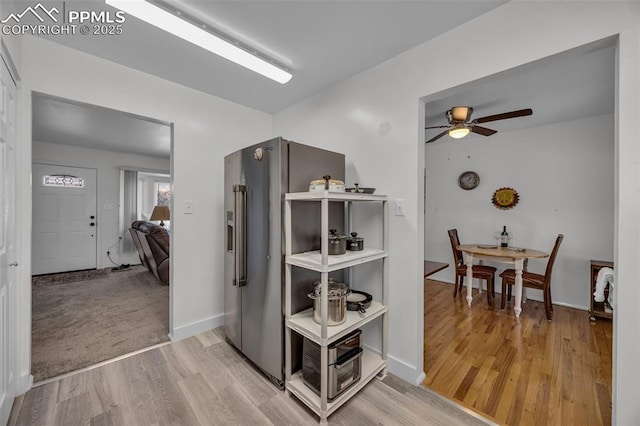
[224,137,345,388]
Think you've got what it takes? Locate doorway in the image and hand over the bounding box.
[421,39,615,424]
[30,94,172,382]
[119,169,171,266]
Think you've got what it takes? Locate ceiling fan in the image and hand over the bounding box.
[425,106,533,143]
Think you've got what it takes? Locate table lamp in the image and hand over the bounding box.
[150,205,170,227]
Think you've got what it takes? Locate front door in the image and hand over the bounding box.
[0,54,18,424]
[32,164,97,275]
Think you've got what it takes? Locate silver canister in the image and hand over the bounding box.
[308,278,350,326]
[328,229,346,255]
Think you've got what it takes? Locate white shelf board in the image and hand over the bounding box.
[287,301,386,345]
[286,350,386,418]
[286,249,388,272]
[286,191,388,202]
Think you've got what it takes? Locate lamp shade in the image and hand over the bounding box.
[150,205,170,226]
[449,127,470,139]
[450,106,473,122]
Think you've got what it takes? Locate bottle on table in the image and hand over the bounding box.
[500,226,509,247]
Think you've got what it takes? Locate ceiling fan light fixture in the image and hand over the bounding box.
[105,0,292,84]
[450,106,473,122]
[449,126,470,139]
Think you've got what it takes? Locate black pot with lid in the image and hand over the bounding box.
[347,232,364,251]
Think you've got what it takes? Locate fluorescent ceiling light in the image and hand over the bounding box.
[105,0,292,84]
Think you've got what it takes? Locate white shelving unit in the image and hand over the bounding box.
[284,191,388,424]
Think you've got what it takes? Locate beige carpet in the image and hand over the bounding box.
[31,265,169,382]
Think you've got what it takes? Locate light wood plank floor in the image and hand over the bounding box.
[423,279,612,426]
[10,327,494,425]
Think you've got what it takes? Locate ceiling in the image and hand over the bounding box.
[32,94,172,158]
[28,2,614,157]
[35,0,506,114]
[424,39,616,142]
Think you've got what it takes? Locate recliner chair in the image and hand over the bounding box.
[129,220,170,284]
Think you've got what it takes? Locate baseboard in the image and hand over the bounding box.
[1,395,12,426]
[0,372,33,425]
[524,296,588,312]
[169,313,224,341]
[363,344,425,385]
[387,354,426,386]
[434,281,589,312]
[17,372,33,394]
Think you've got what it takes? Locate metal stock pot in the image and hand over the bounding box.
[308,278,350,326]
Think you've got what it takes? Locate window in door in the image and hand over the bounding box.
[43,174,85,188]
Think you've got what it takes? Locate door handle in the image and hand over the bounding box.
[233,184,247,287]
[9,261,18,267]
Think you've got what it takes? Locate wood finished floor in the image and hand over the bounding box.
[423,279,613,426]
[10,327,493,425]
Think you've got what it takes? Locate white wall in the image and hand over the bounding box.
[32,140,170,268]
[19,36,273,347]
[613,28,640,426]
[425,114,614,309]
[273,2,640,422]
[1,1,22,78]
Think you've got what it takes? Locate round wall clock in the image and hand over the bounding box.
[458,171,480,190]
[492,187,519,210]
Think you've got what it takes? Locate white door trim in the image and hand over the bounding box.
[15,74,33,399]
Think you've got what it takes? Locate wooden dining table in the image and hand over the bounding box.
[456,244,549,317]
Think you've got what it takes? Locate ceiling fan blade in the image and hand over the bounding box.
[425,130,449,144]
[474,108,533,124]
[424,125,450,129]
[470,125,497,136]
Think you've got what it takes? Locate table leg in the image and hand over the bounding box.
[514,258,524,317]
[465,253,473,306]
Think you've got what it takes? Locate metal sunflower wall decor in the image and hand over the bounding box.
[491,187,519,210]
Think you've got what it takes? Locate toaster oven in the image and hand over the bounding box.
[302,329,362,400]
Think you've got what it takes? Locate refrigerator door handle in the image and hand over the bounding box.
[233,184,248,287]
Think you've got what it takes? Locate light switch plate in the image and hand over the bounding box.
[184,200,194,214]
[395,199,406,216]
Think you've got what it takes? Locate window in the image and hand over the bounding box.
[156,182,171,207]
[43,174,84,188]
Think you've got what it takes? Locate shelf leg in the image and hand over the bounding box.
[320,344,328,418]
